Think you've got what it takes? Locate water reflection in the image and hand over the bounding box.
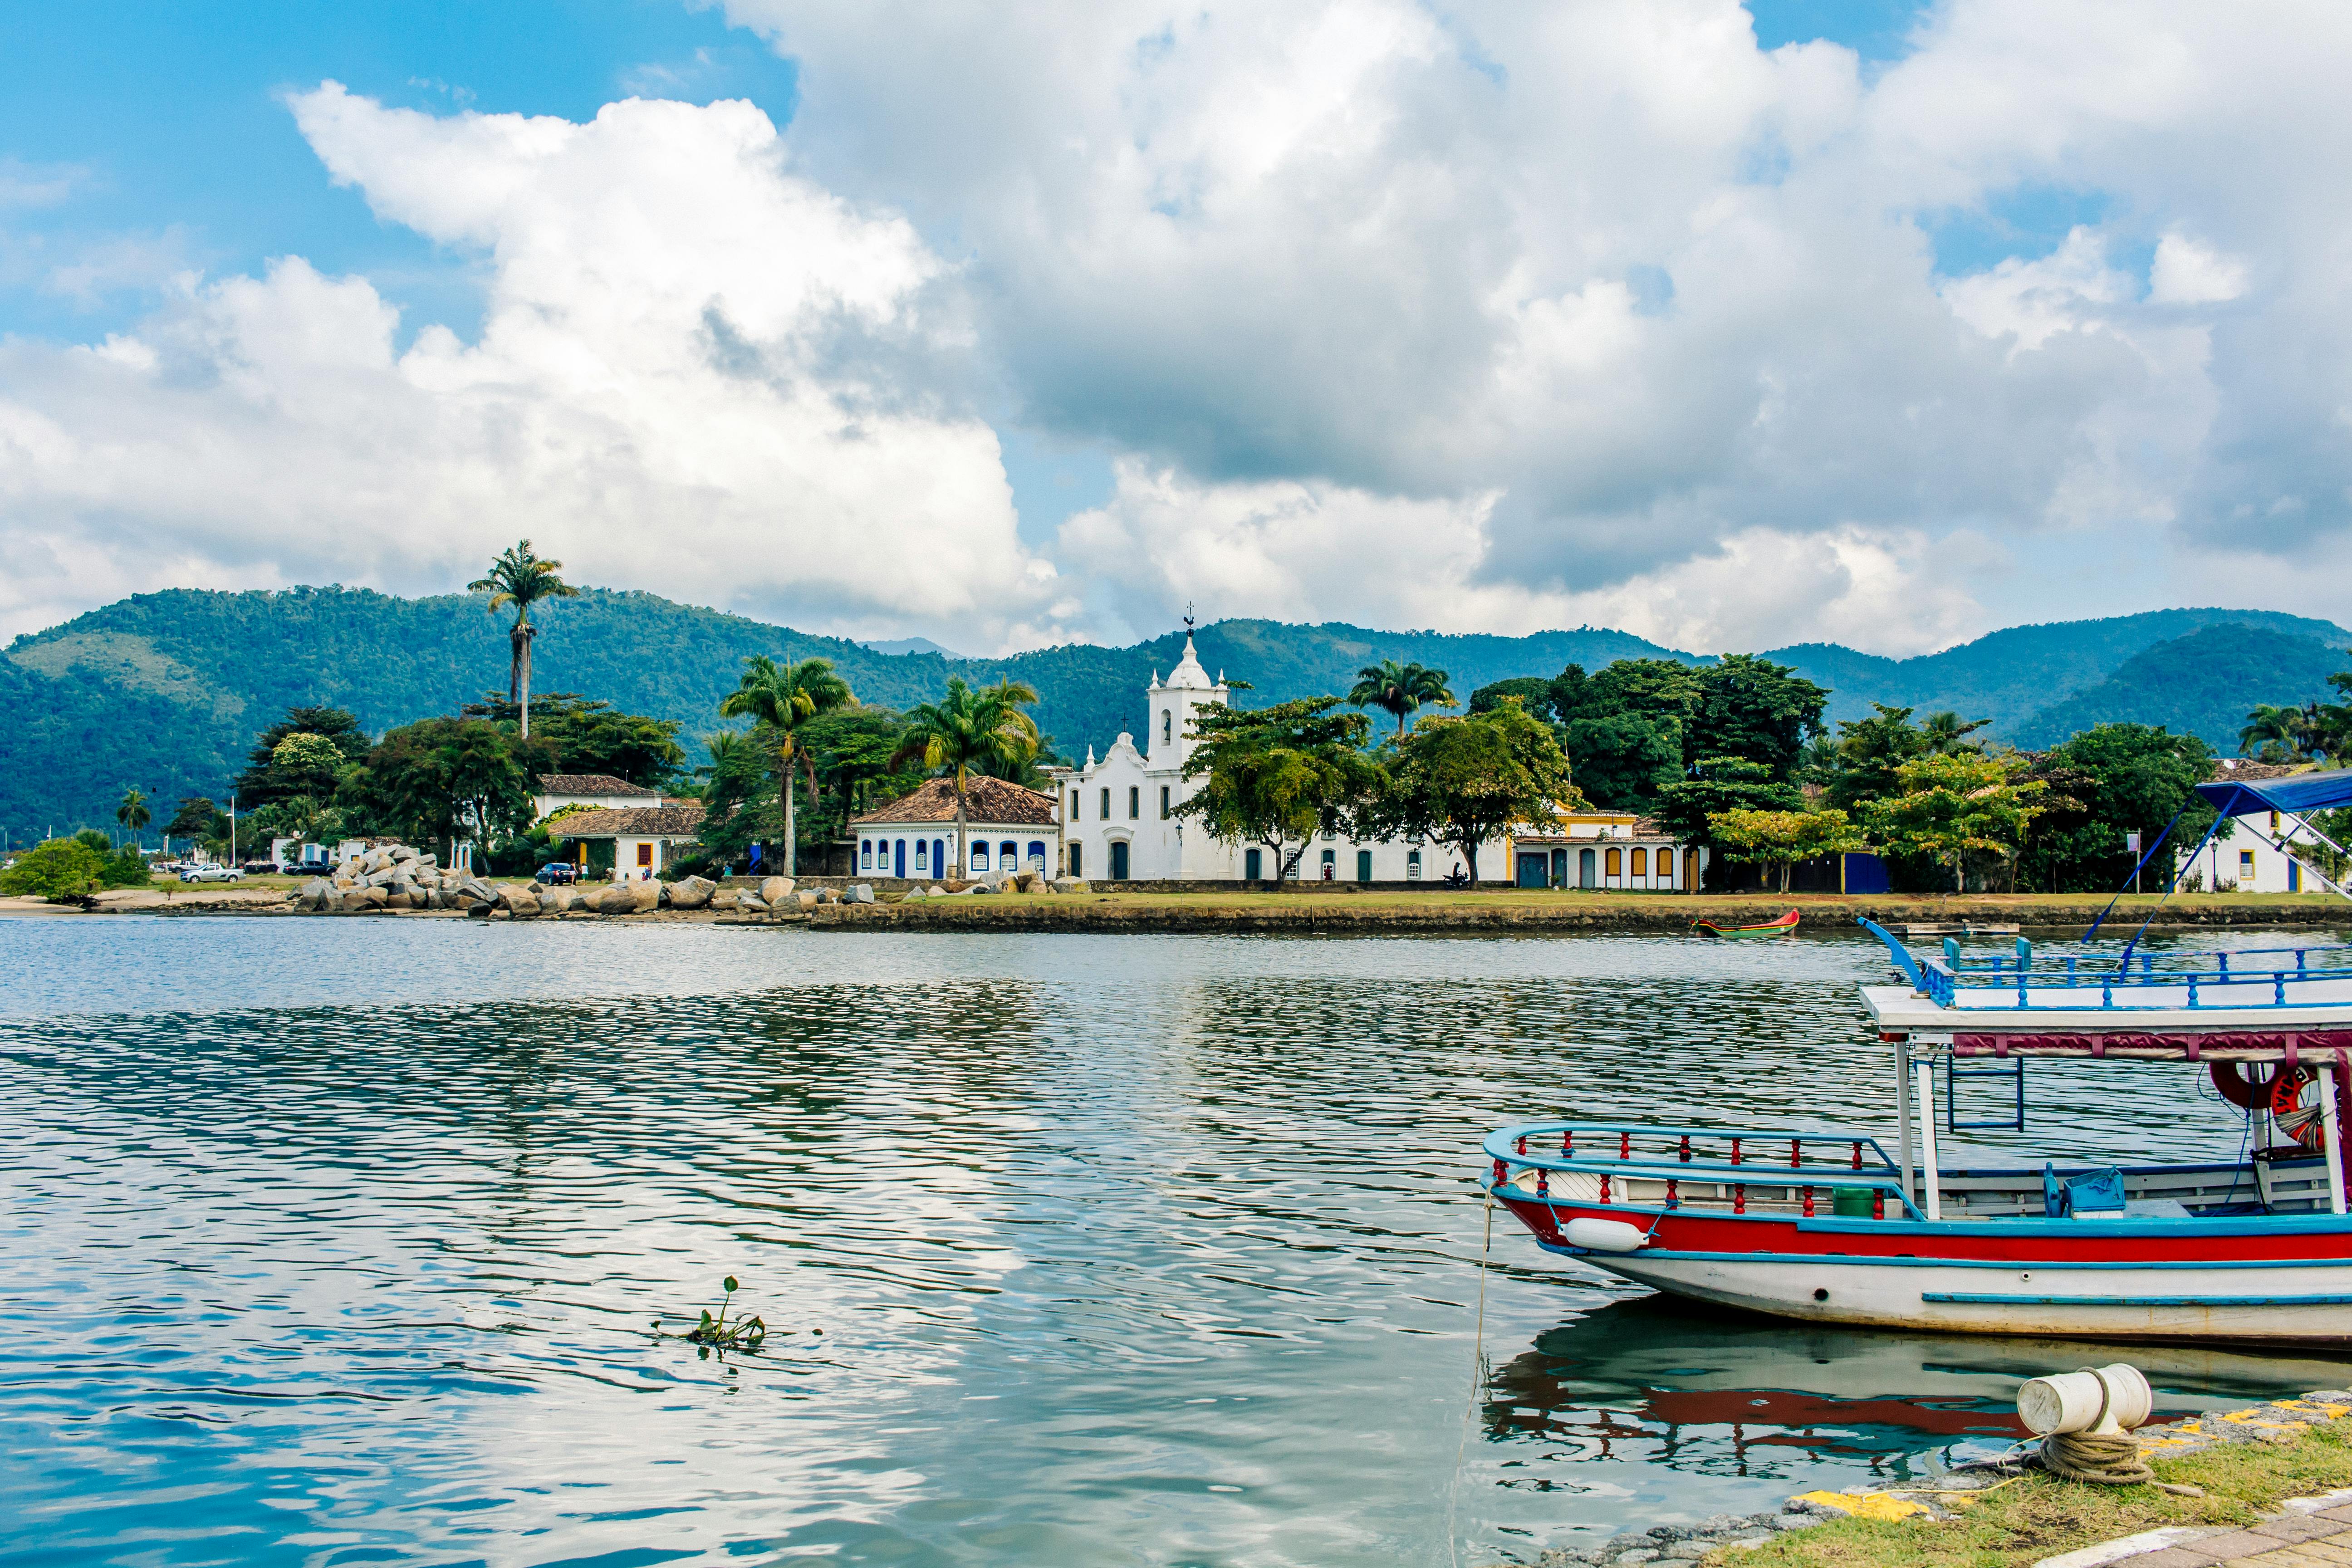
[0,920,2347,1567]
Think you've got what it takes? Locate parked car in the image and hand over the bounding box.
[534,862,578,885]
[241,861,284,875]
[181,864,244,883]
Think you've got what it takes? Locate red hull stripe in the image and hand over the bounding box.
[1502,1196,2352,1264]
[1922,1292,2352,1307]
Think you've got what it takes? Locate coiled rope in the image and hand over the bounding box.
[2041,1430,2155,1485]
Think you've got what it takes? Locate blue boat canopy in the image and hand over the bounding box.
[2195,767,2352,820]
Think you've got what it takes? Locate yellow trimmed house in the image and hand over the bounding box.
[554,805,707,882]
[1505,812,1705,891]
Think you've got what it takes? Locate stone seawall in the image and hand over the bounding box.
[811,894,2352,935]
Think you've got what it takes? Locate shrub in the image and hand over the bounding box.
[0,839,107,899]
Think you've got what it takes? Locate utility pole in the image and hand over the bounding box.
[230,792,237,867]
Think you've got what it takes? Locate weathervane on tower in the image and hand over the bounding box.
[1182,601,1196,634]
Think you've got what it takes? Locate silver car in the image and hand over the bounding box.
[179,864,244,884]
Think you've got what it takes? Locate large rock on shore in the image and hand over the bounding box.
[631,882,662,912]
[848,883,875,904]
[348,885,388,910]
[583,883,634,915]
[668,875,716,910]
[760,876,795,904]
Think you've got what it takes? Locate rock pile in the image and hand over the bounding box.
[286,850,808,919]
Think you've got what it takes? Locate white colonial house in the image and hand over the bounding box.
[554,805,706,881]
[851,776,1060,881]
[534,773,663,823]
[1506,813,1706,891]
[2190,761,2337,894]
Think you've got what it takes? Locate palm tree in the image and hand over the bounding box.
[892,677,1041,875]
[1919,711,1991,755]
[2240,703,2306,760]
[1347,659,1456,736]
[469,540,579,739]
[718,656,854,875]
[116,787,150,849]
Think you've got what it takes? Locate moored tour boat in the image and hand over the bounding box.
[1484,917,2352,1344]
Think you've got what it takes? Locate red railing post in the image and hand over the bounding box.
[1790,1138,1802,1168]
[1561,1128,1573,1157]
[1666,1178,1679,1207]
[1599,1174,1612,1205]
[1802,1186,1815,1217]
[1872,1189,1885,1220]
[1516,1135,1527,1156]
[1536,1169,1549,1198]
[1730,1138,1743,1166]
[1619,1131,1631,1160]
[1492,1158,1506,1186]
[1679,1134,1691,1164]
[1733,1183,1746,1214]
[1851,1142,1863,1169]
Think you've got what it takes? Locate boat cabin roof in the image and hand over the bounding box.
[1858,922,2352,1060]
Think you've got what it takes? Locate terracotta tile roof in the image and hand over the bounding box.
[853,775,1058,827]
[551,805,706,838]
[2211,760,2308,781]
[537,774,654,796]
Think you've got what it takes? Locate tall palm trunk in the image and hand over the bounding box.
[779,739,798,876]
[510,620,535,738]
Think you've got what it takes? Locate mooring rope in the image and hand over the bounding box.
[2041,1430,2155,1485]
[1446,1190,1494,1568]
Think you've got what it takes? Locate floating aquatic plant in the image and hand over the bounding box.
[656,1274,768,1354]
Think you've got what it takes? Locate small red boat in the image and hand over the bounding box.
[1484,916,2352,1344]
[1691,909,1799,938]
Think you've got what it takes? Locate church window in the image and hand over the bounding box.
[859,839,872,868]
[1162,709,1171,745]
[971,843,990,869]
[1128,786,1139,818]
[1406,848,1421,881]
[915,839,928,869]
[1069,843,1083,877]
[1101,787,1111,819]
[1000,841,1017,868]
[1071,791,1081,818]
[1160,785,1170,818]
[1028,841,1047,868]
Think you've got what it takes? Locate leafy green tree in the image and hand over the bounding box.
[1862,752,2048,893]
[1560,712,1683,812]
[233,707,367,808]
[719,656,855,874]
[1683,654,1828,780]
[340,717,534,854]
[1367,697,1576,886]
[1708,807,1864,894]
[270,732,348,800]
[74,828,113,854]
[0,838,106,898]
[469,539,579,738]
[891,677,1040,873]
[462,692,687,788]
[2018,724,2218,893]
[1467,676,1551,718]
[116,787,151,843]
[1822,703,1930,814]
[1348,660,1456,736]
[1178,697,1387,884]
[1653,757,1803,860]
[166,797,227,843]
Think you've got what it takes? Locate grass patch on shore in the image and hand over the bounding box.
[1714,1425,2352,1568]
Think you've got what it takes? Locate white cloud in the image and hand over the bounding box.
[1061,461,1982,656]
[0,85,1059,647]
[10,4,2352,657]
[2149,232,2249,305]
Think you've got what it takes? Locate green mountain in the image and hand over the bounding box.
[5,586,2345,836]
[2010,624,2352,751]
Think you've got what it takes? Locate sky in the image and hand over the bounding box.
[0,1,2341,658]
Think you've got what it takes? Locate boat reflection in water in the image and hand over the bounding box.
[1484,1296,2352,1490]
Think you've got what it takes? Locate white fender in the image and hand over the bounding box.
[1562,1217,1649,1254]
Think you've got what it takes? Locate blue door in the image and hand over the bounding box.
[1579,848,1596,888]
[1110,842,1130,880]
[894,839,906,878]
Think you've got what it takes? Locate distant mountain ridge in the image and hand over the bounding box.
[3,587,2344,834]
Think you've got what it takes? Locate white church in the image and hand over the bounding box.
[1044,633,1503,884]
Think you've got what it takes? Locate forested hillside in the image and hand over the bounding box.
[4,584,2344,834]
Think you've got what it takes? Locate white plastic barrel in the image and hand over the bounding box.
[1561,1217,1648,1253]
[2018,1364,2153,1435]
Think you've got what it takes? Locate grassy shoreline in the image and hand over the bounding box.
[1705,1402,2352,1568]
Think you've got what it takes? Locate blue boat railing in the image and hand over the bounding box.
[1860,920,2352,1011]
[1481,1121,1927,1221]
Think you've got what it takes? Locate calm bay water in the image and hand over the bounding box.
[2,917,2347,1566]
